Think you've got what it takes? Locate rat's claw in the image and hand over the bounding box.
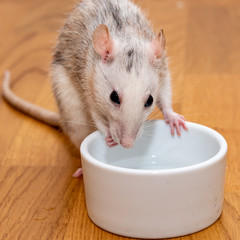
[169,121,174,135]
[175,119,181,136]
[178,116,188,131]
[107,140,118,147]
[163,111,187,136]
[105,135,118,147]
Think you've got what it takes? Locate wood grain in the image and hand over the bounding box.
[0,0,239,239]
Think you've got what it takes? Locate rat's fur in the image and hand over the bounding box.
[2,0,186,150]
[51,0,178,148]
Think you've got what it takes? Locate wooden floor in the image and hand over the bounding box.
[0,0,239,239]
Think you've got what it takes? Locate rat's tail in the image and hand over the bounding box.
[2,71,61,128]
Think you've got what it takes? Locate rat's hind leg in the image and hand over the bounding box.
[51,64,96,177]
[63,111,95,178]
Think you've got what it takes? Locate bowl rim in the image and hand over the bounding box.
[80,120,227,175]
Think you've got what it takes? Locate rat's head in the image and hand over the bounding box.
[92,24,165,148]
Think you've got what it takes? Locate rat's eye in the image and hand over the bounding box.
[110,91,120,105]
[145,95,153,107]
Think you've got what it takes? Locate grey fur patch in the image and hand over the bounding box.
[108,1,123,30]
[53,51,63,64]
[126,49,134,72]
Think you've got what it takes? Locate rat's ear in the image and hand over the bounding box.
[93,24,114,63]
[150,29,166,59]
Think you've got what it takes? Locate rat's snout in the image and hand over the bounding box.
[120,136,135,149]
[119,124,142,149]
[110,119,143,149]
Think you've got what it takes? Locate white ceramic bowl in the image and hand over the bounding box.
[80,120,227,239]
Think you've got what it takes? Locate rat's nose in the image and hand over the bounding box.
[120,137,135,148]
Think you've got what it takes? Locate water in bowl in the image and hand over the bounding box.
[88,120,221,171]
[106,153,201,170]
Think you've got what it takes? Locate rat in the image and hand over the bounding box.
[2,0,187,177]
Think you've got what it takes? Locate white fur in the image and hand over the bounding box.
[51,64,95,147]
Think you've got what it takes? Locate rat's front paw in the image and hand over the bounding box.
[105,135,118,147]
[163,111,188,136]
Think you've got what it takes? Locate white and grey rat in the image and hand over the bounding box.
[2,0,187,176]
